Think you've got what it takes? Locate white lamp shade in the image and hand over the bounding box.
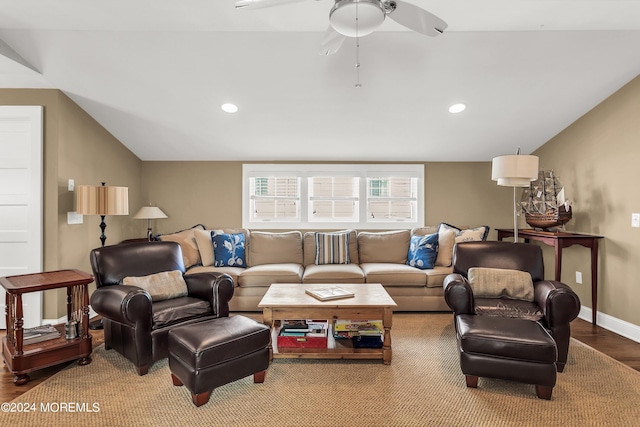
[491,155,539,187]
[133,206,168,220]
[76,185,129,215]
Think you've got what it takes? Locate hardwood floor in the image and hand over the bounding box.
[1,317,639,402]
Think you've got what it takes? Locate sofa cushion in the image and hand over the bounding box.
[468,267,534,301]
[425,266,454,288]
[302,264,365,284]
[360,263,427,287]
[123,270,188,302]
[157,224,206,269]
[248,231,303,267]
[315,231,350,265]
[303,230,359,266]
[185,265,245,286]
[212,232,246,267]
[358,230,410,264]
[238,263,303,287]
[407,233,438,270]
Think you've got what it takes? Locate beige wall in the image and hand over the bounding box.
[0,89,143,318]
[142,161,512,236]
[533,75,640,326]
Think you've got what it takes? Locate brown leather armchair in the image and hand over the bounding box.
[89,241,234,375]
[443,241,581,372]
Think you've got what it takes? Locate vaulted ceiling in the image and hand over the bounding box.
[1,0,640,161]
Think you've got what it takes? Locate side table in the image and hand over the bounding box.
[496,228,603,326]
[1,269,94,385]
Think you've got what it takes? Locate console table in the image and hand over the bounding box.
[496,228,603,326]
[1,269,94,385]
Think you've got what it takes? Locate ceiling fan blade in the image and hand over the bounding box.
[235,0,313,9]
[386,0,447,37]
[318,26,346,55]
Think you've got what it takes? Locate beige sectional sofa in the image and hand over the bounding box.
[161,224,488,312]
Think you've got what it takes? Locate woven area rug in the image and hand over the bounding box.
[4,313,640,427]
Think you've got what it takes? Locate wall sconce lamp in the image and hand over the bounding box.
[491,148,539,242]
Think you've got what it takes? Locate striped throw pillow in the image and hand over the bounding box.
[315,232,350,265]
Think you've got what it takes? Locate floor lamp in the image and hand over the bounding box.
[76,182,129,329]
[491,149,539,242]
[133,205,168,241]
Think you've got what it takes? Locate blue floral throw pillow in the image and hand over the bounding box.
[211,232,245,267]
[407,233,439,270]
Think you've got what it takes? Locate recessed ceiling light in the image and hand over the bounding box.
[448,103,466,114]
[221,103,238,113]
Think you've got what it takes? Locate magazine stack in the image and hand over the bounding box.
[333,320,383,348]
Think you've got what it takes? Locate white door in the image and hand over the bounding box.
[0,106,43,329]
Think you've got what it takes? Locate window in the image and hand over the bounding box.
[367,177,418,222]
[309,176,359,223]
[243,164,424,229]
[248,176,299,222]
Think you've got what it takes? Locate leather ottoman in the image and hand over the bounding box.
[455,314,558,400]
[168,315,270,407]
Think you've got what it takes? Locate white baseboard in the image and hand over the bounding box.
[578,306,640,344]
[42,306,98,325]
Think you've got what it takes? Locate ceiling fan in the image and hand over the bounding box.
[235,0,448,55]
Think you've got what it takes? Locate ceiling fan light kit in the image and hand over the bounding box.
[330,0,386,37]
[236,0,447,54]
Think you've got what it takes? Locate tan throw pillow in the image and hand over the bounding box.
[194,229,222,267]
[122,270,188,302]
[435,229,456,267]
[158,225,205,268]
[468,267,534,302]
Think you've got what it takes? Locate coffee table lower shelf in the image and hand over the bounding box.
[271,327,386,361]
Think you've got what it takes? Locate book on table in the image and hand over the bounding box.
[305,286,355,301]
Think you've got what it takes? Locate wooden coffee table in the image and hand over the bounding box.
[258,283,397,365]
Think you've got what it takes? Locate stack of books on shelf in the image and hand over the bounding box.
[333,319,384,348]
[277,319,329,349]
[22,324,60,345]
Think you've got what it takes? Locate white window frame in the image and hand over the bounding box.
[243,164,424,230]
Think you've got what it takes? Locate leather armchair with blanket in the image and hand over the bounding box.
[89,241,234,375]
[443,240,581,372]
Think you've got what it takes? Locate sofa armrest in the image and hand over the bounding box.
[184,272,235,317]
[90,285,152,327]
[443,273,474,315]
[534,280,581,327]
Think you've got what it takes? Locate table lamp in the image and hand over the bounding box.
[133,205,168,241]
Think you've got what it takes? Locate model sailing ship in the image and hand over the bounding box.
[520,170,572,231]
